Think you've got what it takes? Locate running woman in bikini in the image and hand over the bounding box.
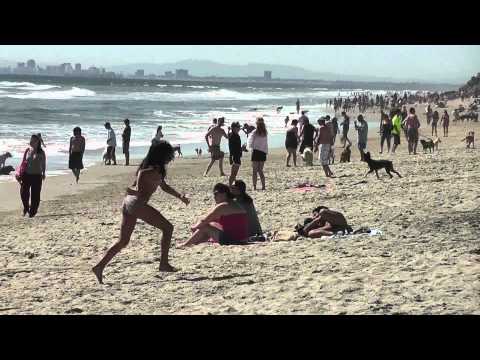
[92,141,190,284]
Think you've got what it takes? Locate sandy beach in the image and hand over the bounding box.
[1,100,479,314]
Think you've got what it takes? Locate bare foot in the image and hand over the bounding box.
[159,262,177,272]
[92,265,104,284]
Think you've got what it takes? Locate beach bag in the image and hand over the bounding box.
[15,148,29,183]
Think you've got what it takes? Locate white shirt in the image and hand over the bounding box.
[107,128,117,147]
[248,130,268,154]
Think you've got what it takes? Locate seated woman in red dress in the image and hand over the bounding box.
[179,183,248,247]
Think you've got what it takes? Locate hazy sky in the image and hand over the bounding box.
[1,45,478,82]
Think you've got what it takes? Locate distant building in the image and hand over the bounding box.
[87,66,100,76]
[27,59,36,70]
[175,69,189,79]
[0,67,11,74]
[75,63,82,72]
[165,71,174,78]
[135,69,145,77]
[17,62,25,68]
[264,71,272,81]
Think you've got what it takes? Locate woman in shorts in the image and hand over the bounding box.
[285,119,299,167]
[248,117,268,190]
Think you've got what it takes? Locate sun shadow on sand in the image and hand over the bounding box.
[164,273,255,283]
[34,212,87,218]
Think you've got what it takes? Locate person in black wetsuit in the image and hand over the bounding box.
[285,119,299,167]
[228,122,242,186]
[299,118,315,154]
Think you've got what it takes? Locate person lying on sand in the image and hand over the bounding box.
[178,183,248,247]
[297,206,352,238]
[92,141,190,284]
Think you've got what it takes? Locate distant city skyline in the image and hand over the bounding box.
[0,45,479,83]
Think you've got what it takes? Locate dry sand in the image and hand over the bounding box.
[1,100,479,314]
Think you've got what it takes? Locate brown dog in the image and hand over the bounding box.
[340,144,351,163]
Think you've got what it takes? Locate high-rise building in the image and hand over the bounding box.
[165,71,174,78]
[175,69,189,79]
[75,63,81,72]
[264,71,272,81]
[27,59,36,69]
[17,62,25,68]
[135,69,145,77]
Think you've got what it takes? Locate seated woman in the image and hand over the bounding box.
[299,206,352,238]
[230,180,264,240]
[179,183,248,247]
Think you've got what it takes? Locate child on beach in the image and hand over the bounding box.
[92,140,190,284]
[68,127,85,183]
[228,122,242,186]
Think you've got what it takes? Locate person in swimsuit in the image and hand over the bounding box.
[179,183,248,249]
[231,180,263,241]
[92,141,190,284]
[228,122,242,186]
[68,127,85,183]
[285,119,299,167]
[178,183,248,247]
[204,117,228,177]
[431,110,439,137]
[379,112,392,154]
[440,110,449,137]
[300,206,352,238]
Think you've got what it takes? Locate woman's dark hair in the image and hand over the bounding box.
[213,183,234,200]
[233,180,252,204]
[409,107,416,114]
[136,140,174,178]
[73,127,81,135]
[255,117,267,136]
[30,134,44,154]
[357,114,364,121]
[157,125,162,133]
[291,119,298,126]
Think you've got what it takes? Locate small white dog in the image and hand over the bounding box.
[302,147,314,166]
[0,152,12,168]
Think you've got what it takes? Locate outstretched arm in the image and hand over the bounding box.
[160,179,189,205]
[191,204,224,231]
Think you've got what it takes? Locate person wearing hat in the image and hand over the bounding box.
[228,122,242,186]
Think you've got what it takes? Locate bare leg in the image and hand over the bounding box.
[286,152,291,167]
[125,151,130,166]
[258,161,266,190]
[252,161,258,190]
[179,225,220,248]
[112,148,117,165]
[229,163,240,186]
[204,159,216,176]
[92,213,137,284]
[307,226,334,238]
[219,156,226,176]
[293,151,297,167]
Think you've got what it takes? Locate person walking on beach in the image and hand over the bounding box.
[340,111,351,148]
[68,127,85,183]
[405,107,420,155]
[284,116,290,128]
[391,109,402,154]
[440,110,450,137]
[92,141,190,284]
[379,112,392,154]
[316,118,334,177]
[299,118,315,154]
[298,110,309,135]
[122,119,131,166]
[431,110,439,137]
[228,122,242,186]
[296,98,300,114]
[354,115,368,160]
[248,117,268,190]
[104,122,117,165]
[19,134,46,218]
[204,117,227,177]
[426,104,433,125]
[331,117,339,145]
[285,119,299,167]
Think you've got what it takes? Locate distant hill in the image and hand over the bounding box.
[108,59,454,84]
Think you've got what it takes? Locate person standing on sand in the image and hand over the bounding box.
[204,117,228,177]
[68,127,85,183]
[315,118,334,177]
[284,116,289,127]
[19,134,46,218]
[296,98,300,114]
[122,119,131,166]
[298,110,309,135]
[354,115,368,160]
[92,141,190,284]
[440,110,450,137]
[299,117,315,154]
[228,122,242,186]
[431,111,439,137]
[152,125,163,144]
[340,111,351,148]
[391,109,402,154]
[248,117,268,191]
[104,122,117,165]
[405,107,421,155]
[285,119,299,167]
[379,111,392,154]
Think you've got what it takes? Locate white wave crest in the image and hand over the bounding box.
[2,87,96,100]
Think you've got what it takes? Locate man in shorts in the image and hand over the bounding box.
[122,118,131,166]
[204,117,228,177]
[104,122,117,165]
[340,111,351,148]
[391,108,402,154]
[354,115,368,160]
[316,118,334,177]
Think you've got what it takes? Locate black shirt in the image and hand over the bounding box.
[302,124,315,146]
[228,132,242,157]
[122,125,131,143]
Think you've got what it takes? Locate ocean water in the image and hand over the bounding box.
[0,77,403,181]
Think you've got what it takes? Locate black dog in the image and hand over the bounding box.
[420,139,435,153]
[0,165,15,175]
[340,144,351,163]
[363,151,402,179]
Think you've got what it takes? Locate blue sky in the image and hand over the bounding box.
[0,45,478,82]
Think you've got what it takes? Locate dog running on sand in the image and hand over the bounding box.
[420,139,435,153]
[363,151,402,179]
[340,144,351,163]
